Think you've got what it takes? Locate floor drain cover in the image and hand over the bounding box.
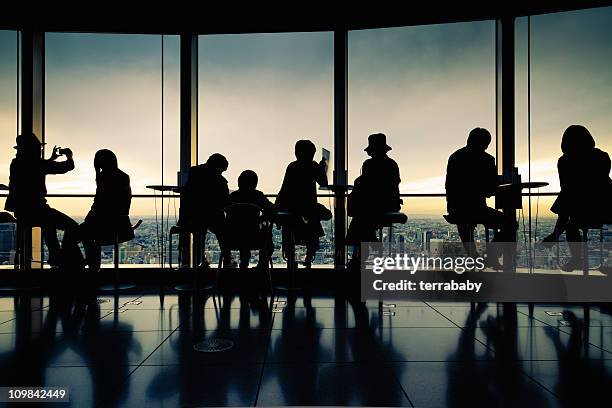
[193,338,234,353]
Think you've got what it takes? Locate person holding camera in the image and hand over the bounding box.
[5,133,83,269]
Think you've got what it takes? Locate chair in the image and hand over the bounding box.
[168,224,214,292]
[443,214,490,243]
[443,213,490,311]
[216,203,274,296]
[98,218,142,292]
[275,210,306,292]
[374,212,408,314]
[14,219,46,270]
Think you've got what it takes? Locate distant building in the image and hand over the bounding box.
[0,224,15,263]
[421,230,432,252]
[430,238,445,256]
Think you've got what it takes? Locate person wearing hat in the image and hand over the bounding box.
[346,133,402,247]
[5,133,83,269]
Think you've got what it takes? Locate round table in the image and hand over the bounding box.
[318,184,353,192]
[498,182,549,190]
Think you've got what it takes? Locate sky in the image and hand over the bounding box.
[0,6,611,217]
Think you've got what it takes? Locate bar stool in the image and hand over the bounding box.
[0,212,19,292]
[168,225,214,292]
[443,214,491,311]
[374,212,408,315]
[98,219,142,292]
[443,214,490,243]
[275,211,306,293]
[216,203,274,298]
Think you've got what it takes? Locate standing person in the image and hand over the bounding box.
[445,127,516,266]
[80,149,133,273]
[178,153,231,265]
[347,133,402,247]
[276,140,330,268]
[541,125,612,271]
[5,133,83,269]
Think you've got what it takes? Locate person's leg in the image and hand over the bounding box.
[543,215,569,243]
[39,206,83,268]
[457,223,477,257]
[564,223,583,270]
[45,207,84,268]
[210,222,232,266]
[480,207,516,268]
[239,249,251,269]
[80,221,101,273]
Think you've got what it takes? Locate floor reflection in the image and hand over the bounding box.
[0,291,610,407]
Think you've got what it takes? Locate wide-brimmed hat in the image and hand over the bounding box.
[14,133,45,149]
[364,133,391,153]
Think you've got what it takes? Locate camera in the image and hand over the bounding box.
[57,148,70,156]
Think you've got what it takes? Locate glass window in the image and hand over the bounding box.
[44,33,180,266]
[348,21,496,218]
[0,30,18,266]
[198,32,335,266]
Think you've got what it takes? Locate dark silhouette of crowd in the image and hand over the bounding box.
[3,124,611,277]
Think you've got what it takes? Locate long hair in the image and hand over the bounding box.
[561,125,595,154]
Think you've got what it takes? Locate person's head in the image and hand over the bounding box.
[14,133,43,158]
[238,169,258,191]
[364,133,392,158]
[466,128,492,151]
[94,149,118,172]
[206,153,229,173]
[561,125,595,154]
[294,140,316,162]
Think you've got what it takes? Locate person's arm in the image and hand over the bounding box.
[484,156,498,197]
[43,148,74,175]
[444,155,458,194]
[315,160,328,187]
[558,156,569,191]
[275,165,292,208]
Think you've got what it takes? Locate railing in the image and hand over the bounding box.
[4,191,608,274]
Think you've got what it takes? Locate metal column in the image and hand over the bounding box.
[333,29,348,271]
[179,33,198,267]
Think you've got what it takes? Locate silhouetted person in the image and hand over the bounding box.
[542,125,612,271]
[178,153,231,264]
[347,133,402,247]
[445,128,516,265]
[79,149,132,273]
[228,170,275,268]
[5,133,83,269]
[276,140,330,267]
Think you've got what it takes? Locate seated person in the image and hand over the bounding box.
[347,133,402,247]
[178,153,230,265]
[275,140,330,268]
[542,125,612,271]
[80,149,133,273]
[445,128,517,265]
[5,133,83,269]
[228,170,275,268]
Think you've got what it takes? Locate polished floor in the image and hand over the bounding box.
[0,289,611,407]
